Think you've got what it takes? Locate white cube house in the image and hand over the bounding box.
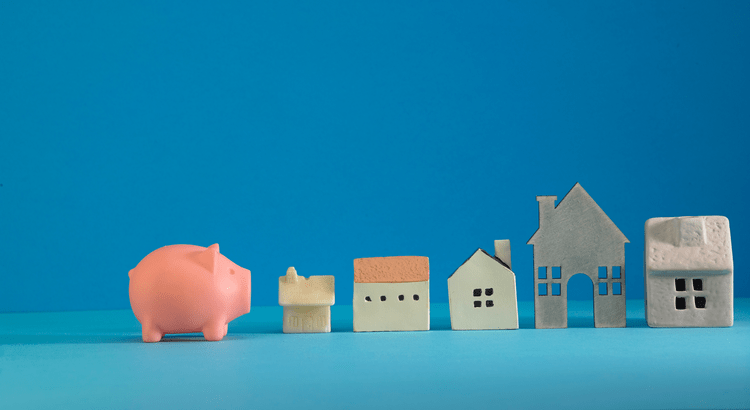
[644,216,733,327]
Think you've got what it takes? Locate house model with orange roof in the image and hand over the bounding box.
[279,267,335,333]
[353,256,430,332]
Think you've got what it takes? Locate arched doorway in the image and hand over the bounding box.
[567,273,594,327]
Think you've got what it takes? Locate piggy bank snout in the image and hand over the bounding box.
[231,265,251,316]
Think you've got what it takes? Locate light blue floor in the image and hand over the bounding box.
[1,300,748,410]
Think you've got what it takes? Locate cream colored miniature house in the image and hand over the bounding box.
[278,267,335,333]
[353,256,429,332]
[448,240,518,330]
[645,216,733,327]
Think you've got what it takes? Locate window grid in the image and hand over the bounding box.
[673,277,706,310]
[536,266,562,297]
[536,265,625,297]
[473,288,494,307]
[597,266,624,297]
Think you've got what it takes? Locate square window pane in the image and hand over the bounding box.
[486,300,494,307]
[473,288,482,297]
[675,279,686,292]
[695,296,706,309]
[612,266,621,279]
[485,288,494,296]
[612,282,622,295]
[598,282,607,295]
[676,297,686,310]
[551,267,561,279]
[538,267,547,279]
[474,301,481,308]
[693,279,703,291]
[598,266,607,279]
[538,283,547,296]
[551,283,561,296]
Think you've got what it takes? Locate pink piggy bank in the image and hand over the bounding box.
[128,244,251,342]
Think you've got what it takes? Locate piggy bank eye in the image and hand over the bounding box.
[230,269,236,275]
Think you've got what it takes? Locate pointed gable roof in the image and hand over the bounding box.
[448,248,511,279]
[527,183,629,245]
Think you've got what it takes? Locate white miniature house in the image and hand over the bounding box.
[447,240,518,330]
[644,216,733,327]
[353,256,430,332]
[278,267,335,333]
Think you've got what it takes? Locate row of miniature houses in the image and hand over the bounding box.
[279,183,734,333]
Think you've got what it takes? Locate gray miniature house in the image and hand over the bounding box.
[279,267,335,333]
[447,240,518,330]
[528,183,629,328]
[644,216,733,327]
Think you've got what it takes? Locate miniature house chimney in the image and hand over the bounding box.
[494,240,512,270]
[285,267,298,283]
[536,196,557,227]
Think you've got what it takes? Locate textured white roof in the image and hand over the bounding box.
[645,216,732,273]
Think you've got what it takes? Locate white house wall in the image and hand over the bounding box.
[353,281,429,332]
[283,306,331,333]
[645,273,732,327]
[448,254,518,330]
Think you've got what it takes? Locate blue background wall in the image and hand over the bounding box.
[1,1,748,312]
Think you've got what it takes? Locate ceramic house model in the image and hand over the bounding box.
[644,216,733,327]
[353,256,429,332]
[278,267,335,333]
[447,240,518,330]
[528,183,629,328]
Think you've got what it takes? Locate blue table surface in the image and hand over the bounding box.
[1,300,748,410]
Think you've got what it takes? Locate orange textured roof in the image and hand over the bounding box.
[353,256,429,283]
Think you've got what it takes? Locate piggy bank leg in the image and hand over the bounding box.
[202,320,228,341]
[141,321,164,343]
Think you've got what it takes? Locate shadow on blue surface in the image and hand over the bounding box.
[0,300,718,346]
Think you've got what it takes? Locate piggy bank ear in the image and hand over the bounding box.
[195,243,220,273]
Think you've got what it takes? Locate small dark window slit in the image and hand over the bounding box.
[380,296,386,301]
[676,297,686,310]
[365,296,372,302]
[485,300,494,307]
[474,301,481,308]
[485,288,493,296]
[695,296,706,309]
[473,288,482,297]
[398,295,404,301]
[413,294,419,301]
[693,279,703,291]
[675,279,686,292]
